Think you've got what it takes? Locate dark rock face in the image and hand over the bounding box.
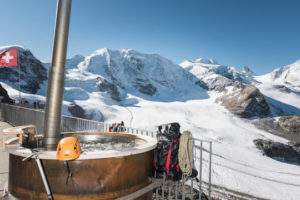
[68,103,87,119]
[68,103,104,121]
[254,139,300,164]
[0,84,14,103]
[195,80,209,90]
[217,83,270,118]
[242,66,255,75]
[0,47,47,94]
[274,85,290,93]
[288,141,300,153]
[97,77,121,101]
[278,115,300,135]
[132,78,157,96]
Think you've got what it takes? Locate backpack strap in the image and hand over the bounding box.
[165,143,173,177]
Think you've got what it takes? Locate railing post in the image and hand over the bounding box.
[199,141,202,200]
[190,140,194,198]
[209,141,212,200]
[182,176,185,200]
[162,172,166,199]
[168,181,172,200]
[175,181,178,200]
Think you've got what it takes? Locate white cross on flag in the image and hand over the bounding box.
[0,49,18,67]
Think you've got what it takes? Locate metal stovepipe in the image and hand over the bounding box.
[43,0,72,150]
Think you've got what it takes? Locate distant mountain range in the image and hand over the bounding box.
[1,45,299,118]
[0,46,299,121]
[1,45,300,199]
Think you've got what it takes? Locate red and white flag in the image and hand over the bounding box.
[0,49,18,67]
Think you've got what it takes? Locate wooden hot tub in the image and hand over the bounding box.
[7,132,156,200]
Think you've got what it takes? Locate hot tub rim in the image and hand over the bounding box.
[6,132,157,160]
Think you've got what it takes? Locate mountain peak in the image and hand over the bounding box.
[194,58,218,65]
[0,45,27,52]
[120,48,133,54]
[242,66,255,75]
[292,59,300,65]
[92,47,114,56]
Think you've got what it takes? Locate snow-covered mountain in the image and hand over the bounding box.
[255,60,300,93]
[35,47,208,121]
[62,48,205,102]
[1,46,300,200]
[252,61,300,117]
[181,58,300,116]
[180,58,258,91]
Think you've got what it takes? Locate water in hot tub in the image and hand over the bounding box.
[76,135,142,152]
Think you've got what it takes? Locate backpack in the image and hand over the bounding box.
[153,122,182,181]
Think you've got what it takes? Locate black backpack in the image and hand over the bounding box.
[153,122,182,181]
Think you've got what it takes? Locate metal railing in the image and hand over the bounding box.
[0,103,212,200]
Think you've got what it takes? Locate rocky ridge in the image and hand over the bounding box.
[216,82,270,118]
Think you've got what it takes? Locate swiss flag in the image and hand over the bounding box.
[0,49,18,67]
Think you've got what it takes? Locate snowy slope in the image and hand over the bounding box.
[1,47,300,199]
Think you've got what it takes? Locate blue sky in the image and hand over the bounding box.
[1,0,300,74]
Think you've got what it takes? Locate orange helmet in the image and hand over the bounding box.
[56,137,81,161]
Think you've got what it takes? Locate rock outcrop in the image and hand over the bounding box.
[203,76,234,92]
[278,115,300,135]
[252,115,300,142]
[68,103,104,121]
[216,83,270,118]
[68,103,87,119]
[0,84,14,103]
[252,118,283,135]
[97,77,121,101]
[274,85,290,93]
[254,139,300,164]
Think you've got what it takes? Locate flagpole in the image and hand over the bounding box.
[18,53,21,103]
